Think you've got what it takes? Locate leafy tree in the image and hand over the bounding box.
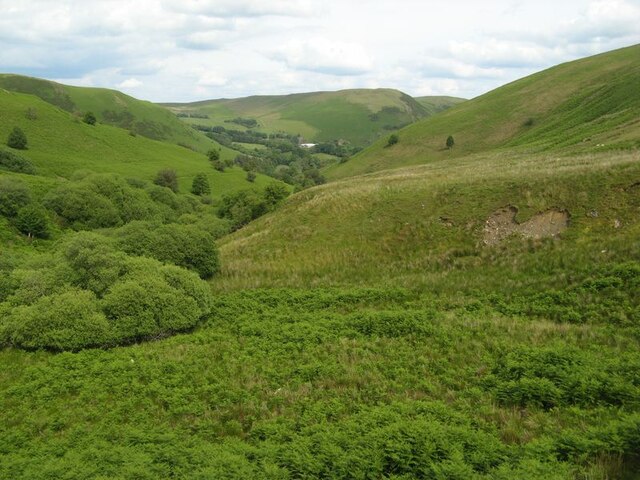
[218,183,289,230]
[83,112,97,125]
[191,173,211,196]
[0,177,31,217]
[7,127,27,150]
[154,168,179,193]
[263,182,289,208]
[246,171,256,183]
[386,133,399,147]
[61,232,126,296]
[212,159,226,172]
[44,183,122,229]
[15,204,50,239]
[218,190,268,229]
[207,149,220,162]
[446,135,455,149]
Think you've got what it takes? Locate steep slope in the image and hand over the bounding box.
[163,88,429,147]
[0,74,222,153]
[326,44,640,179]
[415,95,466,116]
[0,89,273,196]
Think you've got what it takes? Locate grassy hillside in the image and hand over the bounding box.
[416,95,466,116]
[217,149,640,289]
[163,89,433,147]
[0,74,220,153]
[326,44,640,179]
[0,89,274,197]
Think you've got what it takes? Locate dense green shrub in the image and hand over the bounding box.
[102,276,201,338]
[2,288,110,350]
[0,232,213,350]
[218,183,289,229]
[43,173,189,230]
[263,182,289,208]
[82,111,97,125]
[44,182,122,229]
[6,126,27,149]
[218,189,268,228]
[0,177,31,217]
[114,221,220,278]
[145,184,197,217]
[386,133,399,147]
[61,232,127,296]
[14,204,50,238]
[154,168,179,193]
[0,149,36,174]
[82,173,166,223]
[191,173,211,196]
[446,135,455,148]
[207,149,220,162]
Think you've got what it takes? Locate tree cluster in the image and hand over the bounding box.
[0,232,212,350]
[218,182,289,230]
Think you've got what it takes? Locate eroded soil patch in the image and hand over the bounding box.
[483,206,569,245]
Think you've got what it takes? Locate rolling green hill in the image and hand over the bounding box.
[326,44,640,179]
[217,149,640,289]
[2,46,640,479]
[163,89,459,147]
[0,88,273,196]
[0,74,220,153]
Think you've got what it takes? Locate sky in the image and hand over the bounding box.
[0,0,638,102]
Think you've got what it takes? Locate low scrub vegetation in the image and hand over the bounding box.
[0,232,212,350]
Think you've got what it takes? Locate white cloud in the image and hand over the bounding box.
[160,0,315,18]
[447,40,560,69]
[117,78,143,89]
[197,73,228,87]
[270,38,374,75]
[0,0,638,101]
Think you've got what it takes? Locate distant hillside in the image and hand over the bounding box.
[416,95,466,116]
[326,44,640,179]
[0,88,273,197]
[0,74,220,153]
[163,89,439,147]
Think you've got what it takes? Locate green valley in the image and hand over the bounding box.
[163,89,462,147]
[1,41,639,480]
